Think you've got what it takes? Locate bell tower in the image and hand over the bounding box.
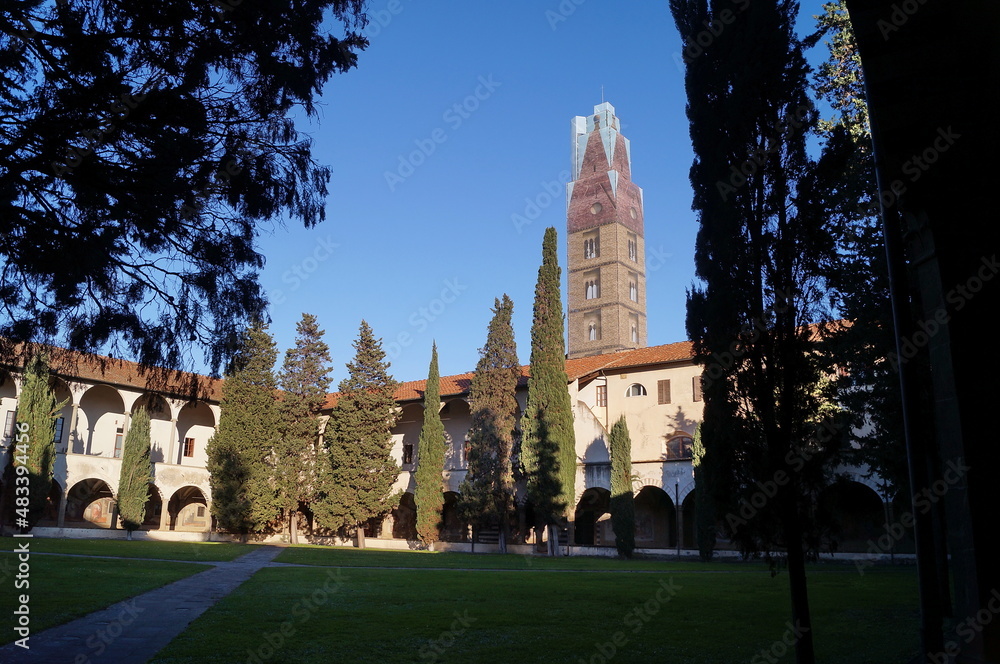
[566,102,646,359]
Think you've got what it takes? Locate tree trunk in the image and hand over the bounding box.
[785,517,816,664]
[356,525,366,549]
[547,523,560,557]
[289,509,298,545]
[126,529,133,541]
[498,527,507,555]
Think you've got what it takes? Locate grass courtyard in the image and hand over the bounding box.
[2,539,919,663]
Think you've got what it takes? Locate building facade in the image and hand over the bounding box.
[0,103,888,552]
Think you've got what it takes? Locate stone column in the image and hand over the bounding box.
[56,482,70,528]
[159,496,171,531]
[66,403,80,454]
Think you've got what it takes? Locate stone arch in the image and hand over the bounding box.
[78,384,127,457]
[819,479,887,553]
[681,489,697,549]
[143,483,165,529]
[574,487,611,546]
[390,492,418,540]
[65,478,116,528]
[166,485,210,532]
[440,491,466,542]
[634,485,676,549]
[175,401,215,466]
[133,393,173,463]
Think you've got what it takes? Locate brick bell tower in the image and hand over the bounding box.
[566,102,647,359]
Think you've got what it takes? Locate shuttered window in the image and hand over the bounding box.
[693,376,703,402]
[657,380,671,405]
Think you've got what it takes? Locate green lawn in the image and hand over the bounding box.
[10,537,257,561]
[154,557,919,663]
[0,554,206,637]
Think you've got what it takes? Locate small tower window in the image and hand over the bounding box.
[627,233,638,261]
[583,231,600,259]
[584,269,600,300]
[588,323,598,341]
[629,281,638,302]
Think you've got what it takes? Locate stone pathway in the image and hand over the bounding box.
[0,546,283,664]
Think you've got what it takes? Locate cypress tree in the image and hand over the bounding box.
[414,343,446,547]
[520,227,576,555]
[13,353,65,532]
[691,423,716,561]
[315,320,399,549]
[672,2,843,661]
[206,320,281,539]
[276,313,332,544]
[608,415,635,559]
[457,295,520,553]
[117,406,152,539]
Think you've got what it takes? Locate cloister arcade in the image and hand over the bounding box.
[0,366,217,534]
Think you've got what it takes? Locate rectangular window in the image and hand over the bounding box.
[183,437,195,457]
[693,376,703,402]
[627,233,638,262]
[3,410,15,438]
[463,440,471,467]
[596,385,607,407]
[197,506,206,518]
[403,443,414,466]
[657,380,671,405]
[53,417,65,445]
[113,426,124,458]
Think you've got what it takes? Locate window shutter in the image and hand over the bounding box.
[692,376,703,402]
[657,380,671,405]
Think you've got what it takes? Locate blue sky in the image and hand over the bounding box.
[255,0,833,386]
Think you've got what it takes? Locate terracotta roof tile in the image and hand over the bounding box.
[321,340,696,409]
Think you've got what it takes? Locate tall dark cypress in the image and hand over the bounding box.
[671,2,843,661]
[457,295,520,553]
[521,227,576,554]
[13,353,65,531]
[117,406,152,539]
[414,343,446,547]
[608,415,635,559]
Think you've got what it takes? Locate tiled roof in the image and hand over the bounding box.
[322,340,696,409]
[1,342,223,402]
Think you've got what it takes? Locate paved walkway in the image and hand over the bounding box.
[0,546,283,664]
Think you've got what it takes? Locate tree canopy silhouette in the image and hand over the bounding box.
[0,0,367,372]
